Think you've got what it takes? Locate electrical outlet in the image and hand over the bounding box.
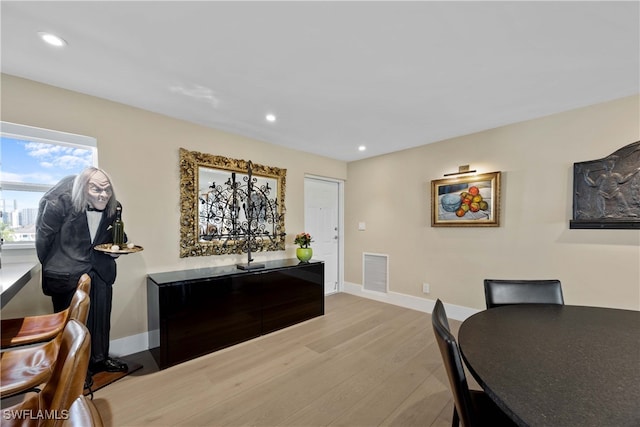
[422,283,430,294]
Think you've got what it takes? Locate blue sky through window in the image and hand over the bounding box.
[2,136,93,186]
[2,136,94,241]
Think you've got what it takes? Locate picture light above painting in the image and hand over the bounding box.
[179,148,287,257]
[570,141,640,230]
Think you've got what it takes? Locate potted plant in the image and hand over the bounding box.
[294,232,313,262]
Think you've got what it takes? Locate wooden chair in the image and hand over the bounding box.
[0,289,89,398]
[69,288,91,326]
[62,395,105,427]
[483,279,564,309]
[1,274,91,348]
[0,335,59,398]
[1,319,92,427]
[432,299,515,427]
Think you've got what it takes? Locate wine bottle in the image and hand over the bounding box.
[112,206,125,245]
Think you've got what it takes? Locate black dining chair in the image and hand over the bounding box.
[483,279,564,309]
[432,299,516,427]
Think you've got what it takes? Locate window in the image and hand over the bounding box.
[1,122,97,247]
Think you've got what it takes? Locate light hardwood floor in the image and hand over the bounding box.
[94,293,464,427]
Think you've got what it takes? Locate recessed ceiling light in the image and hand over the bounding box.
[265,113,276,122]
[358,145,366,151]
[37,31,67,47]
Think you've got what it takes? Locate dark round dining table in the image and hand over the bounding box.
[458,304,640,427]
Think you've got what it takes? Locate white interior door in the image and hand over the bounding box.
[304,177,341,295]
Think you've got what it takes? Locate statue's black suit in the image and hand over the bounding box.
[36,175,122,367]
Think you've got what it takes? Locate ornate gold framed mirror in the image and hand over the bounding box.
[179,148,286,257]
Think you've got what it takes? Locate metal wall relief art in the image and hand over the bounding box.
[571,141,640,229]
[179,148,286,257]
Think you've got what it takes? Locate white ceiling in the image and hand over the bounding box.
[1,1,638,162]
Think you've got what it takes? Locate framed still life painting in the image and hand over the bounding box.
[431,171,501,227]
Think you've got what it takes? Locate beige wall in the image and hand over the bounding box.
[345,94,640,310]
[2,73,638,346]
[1,74,347,339]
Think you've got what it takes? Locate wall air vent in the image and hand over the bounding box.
[363,253,388,293]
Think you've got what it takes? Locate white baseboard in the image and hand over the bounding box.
[108,284,480,357]
[343,281,479,321]
[108,331,150,357]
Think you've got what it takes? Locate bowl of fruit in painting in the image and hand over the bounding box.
[441,193,462,212]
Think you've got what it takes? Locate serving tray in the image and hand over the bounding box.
[94,243,144,255]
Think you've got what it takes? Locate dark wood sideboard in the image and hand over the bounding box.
[147,259,324,369]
